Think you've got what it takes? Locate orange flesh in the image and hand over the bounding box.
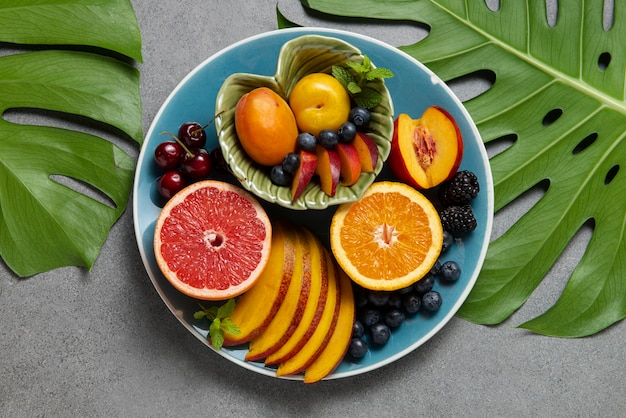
[339,191,432,279]
[330,181,443,291]
[156,183,271,300]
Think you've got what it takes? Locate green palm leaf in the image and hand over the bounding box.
[294,0,626,337]
[0,0,142,277]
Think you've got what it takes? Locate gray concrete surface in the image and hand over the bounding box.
[1,1,624,416]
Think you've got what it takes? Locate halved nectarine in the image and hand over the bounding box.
[388,106,463,189]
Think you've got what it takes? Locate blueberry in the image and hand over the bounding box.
[269,165,292,186]
[440,260,461,282]
[422,290,443,313]
[354,289,369,309]
[402,293,421,314]
[397,284,414,295]
[349,338,368,359]
[430,260,442,276]
[337,121,357,143]
[296,132,317,152]
[370,323,391,345]
[387,293,402,310]
[360,308,382,328]
[413,274,435,295]
[281,152,300,174]
[349,107,371,130]
[442,231,454,253]
[384,309,405,328]
[352,320,365,339]
[317,129,339,149]
[367,291,390,307]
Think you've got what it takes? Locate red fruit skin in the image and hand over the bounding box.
[353,132,379,173]
[291,151,318,201]
[315,145,341,197]
[388,106,463,189]
[335,143,362,186]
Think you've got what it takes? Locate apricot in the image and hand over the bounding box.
[289,73,351,137]
[235,87,298,166]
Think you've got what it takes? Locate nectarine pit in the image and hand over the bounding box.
[413,125,436,170]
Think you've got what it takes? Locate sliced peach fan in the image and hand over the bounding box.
[330,181,443,291]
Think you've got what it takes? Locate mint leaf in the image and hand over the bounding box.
[193,311,207,320]
[366,67,394,81]
[217,298,236,318]
[209,319,225,350]
[332,54,393,109]
[331,65,353,87]
[346,81,362,94]
[353,87,383,109]
[193,299,240,350]
[221,318,241,335]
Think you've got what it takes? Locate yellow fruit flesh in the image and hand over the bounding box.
[245,229,311,361]
[223,222,293,345]
[276,248,341,377]
[266,228,328,365]
[303,269,355,384]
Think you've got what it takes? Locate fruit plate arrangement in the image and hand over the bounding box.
[133,28,493,381]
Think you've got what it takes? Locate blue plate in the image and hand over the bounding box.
[133,27,494,381]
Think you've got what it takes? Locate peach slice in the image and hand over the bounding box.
[291,150,318,201]
[265,227,328,365]
[352,132,379,173]
[223,221,295,346]
[336,143,362,186]
[245,228,312,362]
[303,268,355,384]
[315,145,341,196]
[389,106,463,189]
[276,247,341,377]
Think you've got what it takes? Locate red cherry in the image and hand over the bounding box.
[158,170,186,200]
[181,148,212,180]
[178,122,207,148]
[154,141,184,170]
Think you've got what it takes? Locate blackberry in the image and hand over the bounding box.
[438,170,479,206]
[439,205,477,233]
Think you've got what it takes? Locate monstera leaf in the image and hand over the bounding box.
[286,0,626,337]
[0,0,142,277]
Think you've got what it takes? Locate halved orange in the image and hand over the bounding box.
[330,181,443,291]
[154,180,272,300]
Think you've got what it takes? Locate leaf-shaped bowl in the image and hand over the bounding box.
[214,34,394,210]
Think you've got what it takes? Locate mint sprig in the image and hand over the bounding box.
[332,55,394,109]
[194,298,240,350]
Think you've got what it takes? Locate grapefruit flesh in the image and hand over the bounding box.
[154,180,272,301]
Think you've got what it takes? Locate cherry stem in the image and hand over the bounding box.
[159,109,229,156]
[159,131,195,157]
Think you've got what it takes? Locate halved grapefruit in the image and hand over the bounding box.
[153,180,272,301]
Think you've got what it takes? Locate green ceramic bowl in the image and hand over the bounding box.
[214,34,394,210]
